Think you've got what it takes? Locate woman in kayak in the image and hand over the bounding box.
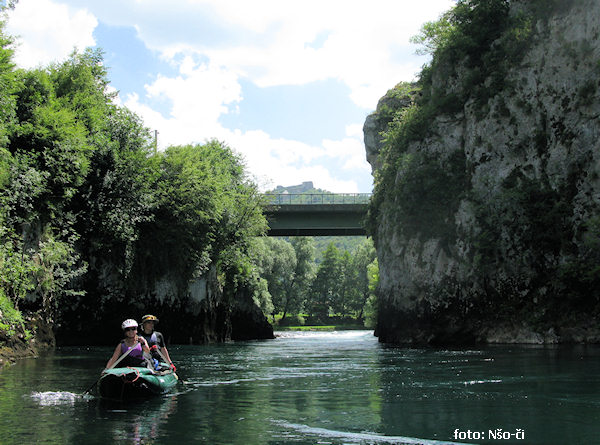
[105,319,151,369]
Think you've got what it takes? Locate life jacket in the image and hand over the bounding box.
[140,331,159,348]
[139,331,165,361]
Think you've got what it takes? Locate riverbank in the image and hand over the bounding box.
[0,340,36,369]
[0,314,55,369]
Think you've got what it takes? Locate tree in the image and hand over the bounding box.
[286,237,315,318]
[0,33,270,342]
[332,250,353,315]
[363,258,379,328]
[303,239,376,324]
[307,242,341,321]
[249,237,315,321]
[346,238,376,321]
[250,237,296,315]
[0,19,16,145]
[0,21,91,326]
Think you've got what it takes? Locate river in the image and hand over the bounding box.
[0,330,598,444]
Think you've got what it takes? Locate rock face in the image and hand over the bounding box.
[365,1,600,344]
[230,290,276,341]
[55,265,273,345]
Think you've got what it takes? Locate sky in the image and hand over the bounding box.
[4,0,454,193]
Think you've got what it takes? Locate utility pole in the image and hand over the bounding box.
[154,130,159,154]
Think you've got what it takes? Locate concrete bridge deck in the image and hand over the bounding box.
[262,194,370,236]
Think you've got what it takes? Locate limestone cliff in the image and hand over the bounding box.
[365,0,600,344]
[55,264,273,345]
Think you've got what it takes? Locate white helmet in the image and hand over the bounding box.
[121,319,138,330]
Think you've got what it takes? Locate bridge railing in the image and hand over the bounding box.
[262,193,371,205]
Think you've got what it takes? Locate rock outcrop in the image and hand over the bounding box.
[0,314,55,368]
[365,0,600,344]
[55,265,273,346]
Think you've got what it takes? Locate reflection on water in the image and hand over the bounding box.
[103,396,178,444]
[0,332,598,444]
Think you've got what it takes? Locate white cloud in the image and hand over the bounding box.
[81,0,453,109]
[151,0,454,109]
[219,127,369,193]
[146,60,241,124]
[322,137,370,172]
[124,74,366,193]
[122,56,243,149]
[346,123,364,139]
[116,0,453,190]
[5,0,454,192]
[6,0,97,68]
[224,129,357,192]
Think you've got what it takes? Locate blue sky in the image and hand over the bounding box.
[5,0,454,193]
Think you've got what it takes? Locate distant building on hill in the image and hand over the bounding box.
[273,181,315,194]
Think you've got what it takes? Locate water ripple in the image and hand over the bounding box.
[272,420,475,445]
[29,391,80,406]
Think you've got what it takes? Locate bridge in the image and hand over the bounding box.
[262,193,370,236]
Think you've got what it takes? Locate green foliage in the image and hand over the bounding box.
[363,259,379,328]
[412,0,511,109]
[0,38,269,342]
[369,0,576,245]
[410,11,455,56]
[51,49,113,138]
[319,239,378,324]
[9,66,94,220]
[0,218,37,304]
[307,243,341,321]
[305,238,376,323]
[250,276,273,316]
[0,20,16,150]
[31,226,86,319]
[141,141,267,291]
[275,313,305,327]
[0,288,27,339]
[252,235,376,325]
[0,200,86,322]
[250,236,315,318]
[250,237,295,313]
[288,237,316,311]
[473,172,573,273]
[0,146,10,187]
[310,236,365,264]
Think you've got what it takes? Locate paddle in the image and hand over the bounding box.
[82,341,139,395]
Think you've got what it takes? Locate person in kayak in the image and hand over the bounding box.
[139,314,176,371]
[104,319,150,369]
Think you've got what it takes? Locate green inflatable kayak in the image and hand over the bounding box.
[98,366,178,401]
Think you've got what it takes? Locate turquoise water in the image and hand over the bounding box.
[0,330,598,444]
